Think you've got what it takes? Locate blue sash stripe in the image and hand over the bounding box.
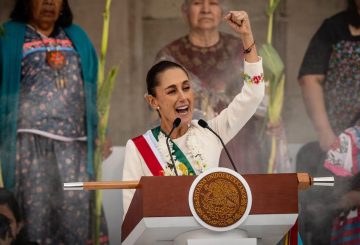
[23,47,75,58]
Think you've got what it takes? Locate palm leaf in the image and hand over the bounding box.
[259,43,284,84]
[262,0,286,173]
[97,66,118,138]
[268,74,285,124]
[266,0,281,15]
[93,0,118,244]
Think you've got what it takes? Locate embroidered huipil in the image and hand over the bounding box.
[18,26,86,138]
[0,22,107,244]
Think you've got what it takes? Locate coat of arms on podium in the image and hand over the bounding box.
[189,167,253,231]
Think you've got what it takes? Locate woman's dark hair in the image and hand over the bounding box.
[0,188,21,224]
[346,0,360,28]
[146,60,189,96]
[10,0,73,28]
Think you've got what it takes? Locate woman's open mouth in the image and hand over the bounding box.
[176,105,190,115]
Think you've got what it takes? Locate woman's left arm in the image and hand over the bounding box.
[208,11,265,143]
[224,11,259,63]
[208,59,265,143]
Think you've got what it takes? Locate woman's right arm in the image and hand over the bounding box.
[297,19,336,151]
[122,139,144,216]
[299,74,337,151]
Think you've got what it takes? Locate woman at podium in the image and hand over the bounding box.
[122,10,265,215]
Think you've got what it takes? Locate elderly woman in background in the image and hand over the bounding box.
[123,10,265,215]
[156,0,273,174]
[0,0,108,243]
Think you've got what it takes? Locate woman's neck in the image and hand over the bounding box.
[161,123,189,139]
[28,21,55,37]
[188,29,220,47]
[349,24,360,36]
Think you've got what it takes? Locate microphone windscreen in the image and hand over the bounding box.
[198,119,208,128]
[173,118,181,128]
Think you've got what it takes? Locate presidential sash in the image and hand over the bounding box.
[132,126,195,176]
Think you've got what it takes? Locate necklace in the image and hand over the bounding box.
[157,125,207,176]
[31,25,67,89]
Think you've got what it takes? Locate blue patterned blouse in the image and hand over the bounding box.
[17,26,86,138]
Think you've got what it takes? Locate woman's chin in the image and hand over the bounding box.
[176,113,192,125]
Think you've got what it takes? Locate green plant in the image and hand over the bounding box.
[258,0,285,173]
[93,0,118,244]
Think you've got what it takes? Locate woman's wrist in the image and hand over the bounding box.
[243,40,256,54]
[243,48,259,63]
[240,33,254,47]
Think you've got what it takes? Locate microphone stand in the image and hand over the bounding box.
[165,118,181,176]
[198,119,239,173]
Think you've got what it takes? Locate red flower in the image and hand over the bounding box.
[252,75,261,84]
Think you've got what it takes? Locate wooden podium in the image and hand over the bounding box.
[122,173,304,245]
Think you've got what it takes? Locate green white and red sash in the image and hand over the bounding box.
[132,126,195,176]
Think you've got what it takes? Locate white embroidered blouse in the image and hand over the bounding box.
[122,58,265,216]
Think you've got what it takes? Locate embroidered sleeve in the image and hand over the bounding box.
[243,57,265,84]
[242,72,264,85]
[208,57,265,144]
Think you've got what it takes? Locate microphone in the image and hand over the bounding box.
[198,119,239,172]
[166,118,181,176]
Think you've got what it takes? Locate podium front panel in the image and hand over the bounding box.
[122,173,299,242]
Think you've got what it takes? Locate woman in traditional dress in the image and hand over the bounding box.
[297,0,360,243]
[123,10,265,215]
[0,0,108,243]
